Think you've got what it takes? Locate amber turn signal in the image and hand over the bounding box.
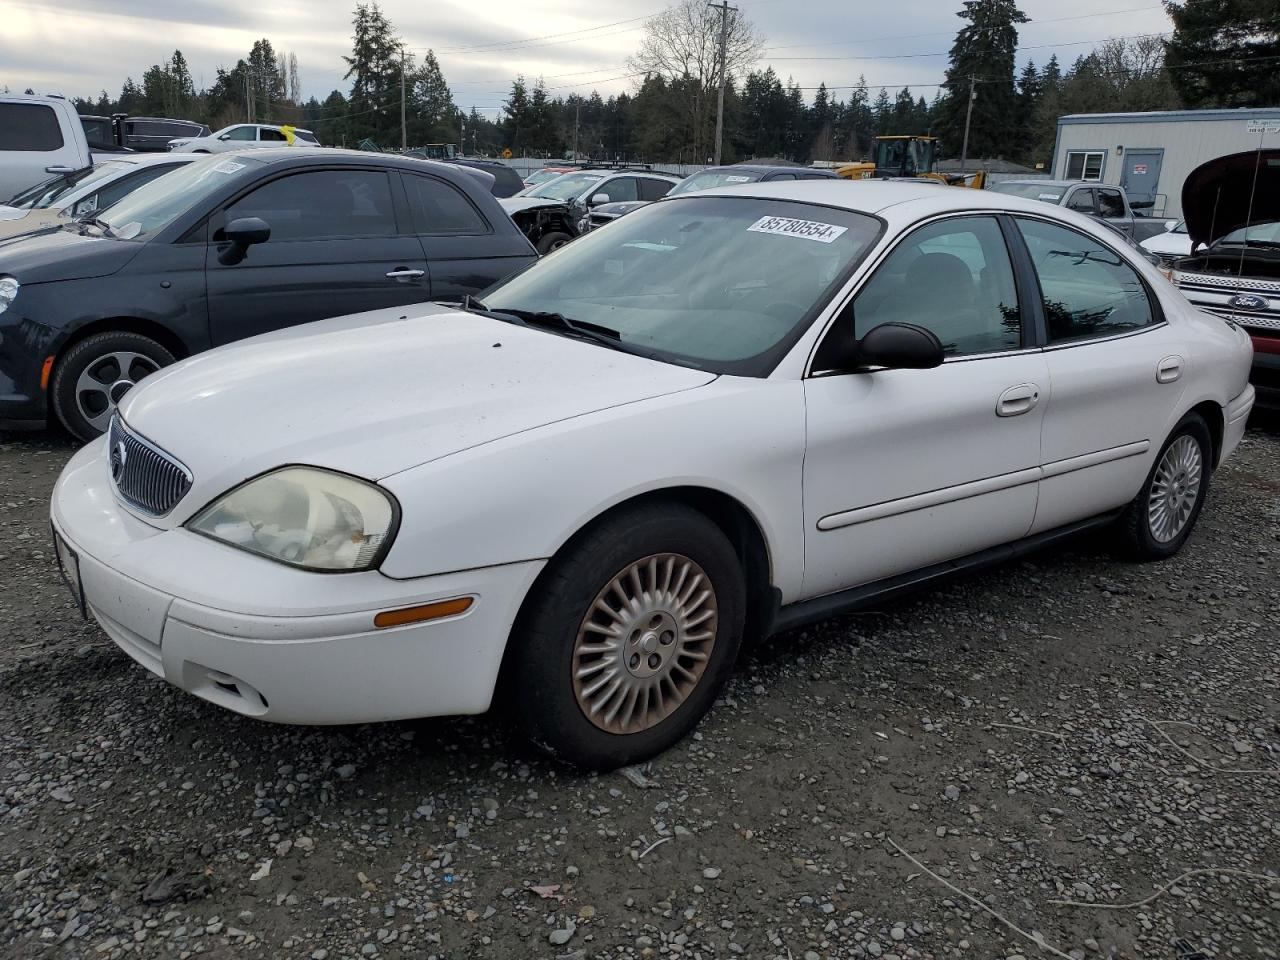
[374,596,474,629]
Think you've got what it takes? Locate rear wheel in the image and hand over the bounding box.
[51,332,174,441]
[512,503,745,769]
[536,231,572,255]
[1115,413,1211,560]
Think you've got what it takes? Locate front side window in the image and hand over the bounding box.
[482,196,882,375]
[1065,151,1104,181]
[819,215,1021,364]
[225,169,397,241]
[597,177,637,203]
[1096,189,1126,218]
[221,126,256,141]
[1016,217,1156,343]
[0,103,65,152]
[404,174,488,235]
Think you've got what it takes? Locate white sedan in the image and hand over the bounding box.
[51,181,1255,768]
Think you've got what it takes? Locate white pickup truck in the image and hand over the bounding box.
[0,95,94,200]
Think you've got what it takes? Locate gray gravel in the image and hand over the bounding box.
[1,416,1278,959]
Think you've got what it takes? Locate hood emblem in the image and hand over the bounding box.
[110,439,128,480]
[1229,293,1269,311]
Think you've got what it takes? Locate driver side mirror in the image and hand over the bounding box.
[852,322,944,370]
[218,216,271,265]
[1164,219,1177,231]
[590,192,611,205]
[218,132,232,141]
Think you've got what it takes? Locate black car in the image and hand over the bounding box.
[79,115,211,153]
[404,151,526,199]
[0,149,537,439]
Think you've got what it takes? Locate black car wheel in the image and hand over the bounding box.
[536,231,572,255]
[51,332,175,441]
[511,502,745,769]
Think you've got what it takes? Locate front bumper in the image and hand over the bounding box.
[51,440,543,724]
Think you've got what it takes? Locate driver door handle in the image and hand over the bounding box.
[996,383,1040,418]
[386,267,425,281]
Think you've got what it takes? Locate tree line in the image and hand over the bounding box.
[51,0,1279,169]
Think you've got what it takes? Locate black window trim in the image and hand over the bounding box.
[1007,211,1166,350]
[806,211,1037,376]
[211,164,406,242]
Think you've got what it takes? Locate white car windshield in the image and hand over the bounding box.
[7,163,124,210]
[526,172,608,201]
[668,170,765,196]
[988,182,1064,203]
[1216,220,1280,246]
[99,155,263,239]
[482,196,882,375]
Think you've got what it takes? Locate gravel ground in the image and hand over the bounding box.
[1,416,1277,960]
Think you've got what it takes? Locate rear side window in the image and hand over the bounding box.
[295,131,319,144]
[403,174,489,235]
[638,178,673,201]
[259,128,288,142]
[767,173,797,181]
[226,170,398,241]
[1096,189,1125,218]
[1015,217,1156,343]
[0,103,65,151]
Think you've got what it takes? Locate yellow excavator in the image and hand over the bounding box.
[836,136,985,189]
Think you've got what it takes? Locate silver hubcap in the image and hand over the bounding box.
[572,553,718,735]
[75,351,160,433]
[1147,434,1202,543]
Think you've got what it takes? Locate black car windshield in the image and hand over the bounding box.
[526,171,608,201]
[1215,220,1280,246]
[668,169,765,196]
[99,154,264,240]
[6,164,120,209]
[988,181,1065,203]
[482,195,882,375]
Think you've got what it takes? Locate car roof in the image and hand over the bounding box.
[104,152,198,167]
[690,178,1110,223]
[229,147,469,175]
[997,179,1080,188]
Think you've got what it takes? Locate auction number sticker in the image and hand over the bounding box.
[747,215,847,243]
[213,160,247,175]
[724,175,753,182]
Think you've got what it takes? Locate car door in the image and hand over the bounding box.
[214,125,256,152]
[801,214,1048,598]
[1012,215,1185,533]
[1095,187,1133,238]
[401,169,532,299]
[205,166,431,346]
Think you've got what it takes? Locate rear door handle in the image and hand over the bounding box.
[996,383,1040,417]
[386,267,425,281]
[1157,355,1183,383]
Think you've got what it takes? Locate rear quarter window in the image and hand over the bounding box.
[0,103,65,151]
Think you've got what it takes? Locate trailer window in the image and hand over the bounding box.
[1065,151,1104,182]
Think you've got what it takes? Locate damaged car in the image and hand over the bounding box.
[1172,149,1280,404]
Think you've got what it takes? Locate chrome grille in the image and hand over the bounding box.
[1176,270,1280,295]
[107,416,193,516]
[1201,307,1280,332]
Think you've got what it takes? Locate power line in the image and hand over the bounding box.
[762,5,1167,52]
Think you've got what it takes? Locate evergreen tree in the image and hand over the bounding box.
[502,76,530,154]
[413,50,455,142]
[937,0,1028,161]
[871,87,893,136]
[1014,61,1041,164]
[343,3,400,142]
[1165,0,1280,107]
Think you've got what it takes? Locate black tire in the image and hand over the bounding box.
[1115,412,1212,561]
[511,503,746,769]
[51,332,175,441]
[536,231,572,255]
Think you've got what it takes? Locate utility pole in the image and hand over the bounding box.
[708,0,735,166]
[572,99,580,161]
[959,76,977,174]
[399,47,407,151]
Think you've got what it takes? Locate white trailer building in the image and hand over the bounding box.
[1051,107,1280,219]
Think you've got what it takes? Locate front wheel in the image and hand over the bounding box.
[50,332,175,441]
[1115,413,1211,560]
[536,231,572,255]
[512,503,745,769]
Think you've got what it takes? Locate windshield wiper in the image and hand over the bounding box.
[499,308,623,343]
[77,216,115,238]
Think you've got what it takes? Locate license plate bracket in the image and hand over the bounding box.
[52,526,87,620]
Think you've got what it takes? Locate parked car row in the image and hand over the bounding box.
[80,115,211,153]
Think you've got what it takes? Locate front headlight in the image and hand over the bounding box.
[0,276,18,315]
[188,467,398,571]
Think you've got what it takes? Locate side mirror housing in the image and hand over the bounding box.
[1164,219,1177,231]
[218,132,232,141]
[854,322,944,370]
[590,192,610,205]
[218,216,270,265]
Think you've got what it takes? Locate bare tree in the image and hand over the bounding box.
[627,0,763,160]
[288,52,301,105]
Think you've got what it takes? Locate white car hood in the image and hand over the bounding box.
[118,304,715,521]
[501,196,574,214]
[1140,231,1192,257]
[0,204,28,222]
[0,207,58,239]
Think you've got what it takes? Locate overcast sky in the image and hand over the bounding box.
[1,0,1172,115]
